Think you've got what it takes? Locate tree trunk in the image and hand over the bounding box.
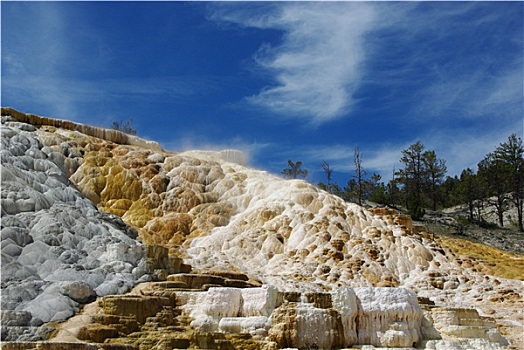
[468,201,474,222]
[494,194,505,227]
[516,197,523,232]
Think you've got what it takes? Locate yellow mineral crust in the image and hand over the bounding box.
[4,108,523,348]
[436,236,524,281]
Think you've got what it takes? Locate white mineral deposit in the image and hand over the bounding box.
[1,109,522,349]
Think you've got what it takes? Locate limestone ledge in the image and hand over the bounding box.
[1,107,164,152]
[1,109,521,349]
[6,281,508,350]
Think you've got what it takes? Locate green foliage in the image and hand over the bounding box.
[310,133,523,232]
[441,175,460,208]
[368,174,388,204]
[282,160,308,179]
[454,168,486,222]
[407,199,425,220]
[423,149,447,210]
[343,179,358,203]
[479,134,524,231]
[111,119,137,135]
[395,141,447,215]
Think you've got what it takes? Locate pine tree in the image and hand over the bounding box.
[396,142,446,219]
[282,160,308,179]
[423,150,447,210]
[397,141,426,219]
[478,153,509,227]
[492,134,524,231]
[368,173,387,204]
[456,168,485,222]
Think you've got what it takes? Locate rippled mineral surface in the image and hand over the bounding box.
[1,108,522,349]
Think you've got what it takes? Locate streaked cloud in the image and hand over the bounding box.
[163,133,273,169]
[2,73,221,126]
[212,2,522,131]
[211,2,376,124]
[2,1,521,188]
[1,3,230,124]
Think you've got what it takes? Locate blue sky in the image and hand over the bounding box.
[2,1,523,186]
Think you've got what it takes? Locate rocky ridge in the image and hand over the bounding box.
[1,108,523,349]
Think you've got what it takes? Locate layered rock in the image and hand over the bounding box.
[1,108,522,349]
[1,116,150,340]
[49,271,272,350]
[18,279,507,350]
[1,107,163,153]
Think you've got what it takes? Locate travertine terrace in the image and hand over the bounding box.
[1,108,522,349]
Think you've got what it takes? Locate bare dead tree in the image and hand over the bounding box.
[111,119,137,135]
[321,160,334,193]
[354,146,366,206]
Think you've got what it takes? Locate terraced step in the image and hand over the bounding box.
[0,342,136,350]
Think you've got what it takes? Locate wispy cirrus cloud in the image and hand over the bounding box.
[371,2,523,124]
[2,3,75,117]
[211,2,377,125]
[212,2,522,130]
[2,74,222,124]
[419,65,523,122]
[1,2,229,124]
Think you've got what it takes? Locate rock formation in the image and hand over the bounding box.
[1,108,522,349]
[1,114,151,341]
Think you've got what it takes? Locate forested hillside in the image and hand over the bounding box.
[300,135,524,232]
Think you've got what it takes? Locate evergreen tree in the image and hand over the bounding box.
[396,141,426,219]
[396,141,446,219]
[456,168,485,222]
[441,175,460,208]
[282,160,308,179]
[368,173,387,204]
[343,179,358,203]
[423,150,447,210]
[385,178,402,208]
[492,134,524,231]
[478,153,509,227]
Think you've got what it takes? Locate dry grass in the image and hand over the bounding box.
[436,235,524,280]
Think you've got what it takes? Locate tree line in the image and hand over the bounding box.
[282,134,524,231]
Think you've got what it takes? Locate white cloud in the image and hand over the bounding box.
[162,132,274,168]
[212,2,377,124]
[376,3,523,125]
[2,3,225,124]
[2,72,218,124]
[476,68,523,118]
[264,142,406,183]
[410,64,523,123]
[423,122,524,178]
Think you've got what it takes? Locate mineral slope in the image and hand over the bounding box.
[1,108,523,349]
[1,113,150,341]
